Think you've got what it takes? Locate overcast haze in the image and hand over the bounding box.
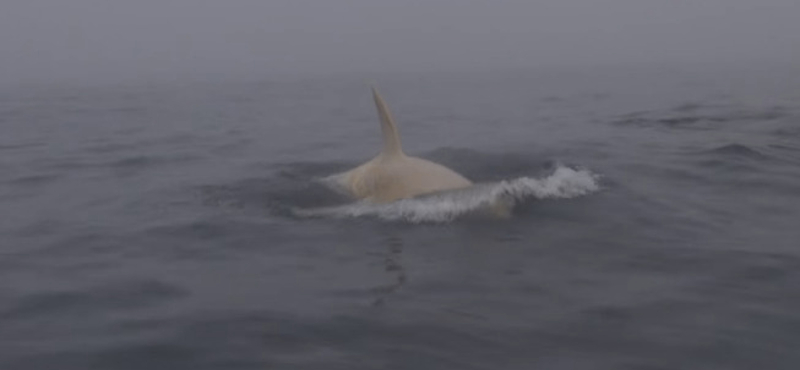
[2,0,799,85]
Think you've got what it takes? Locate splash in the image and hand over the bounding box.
[292,166,600,223]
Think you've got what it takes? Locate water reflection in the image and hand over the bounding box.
[372,235,407,307]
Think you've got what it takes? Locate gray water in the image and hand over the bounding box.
[2,66,800,369]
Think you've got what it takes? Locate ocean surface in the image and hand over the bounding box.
[1,66,799,369]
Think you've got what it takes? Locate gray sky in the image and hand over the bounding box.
[2,0,798,85]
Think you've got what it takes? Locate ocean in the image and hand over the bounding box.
[2,65,799,369]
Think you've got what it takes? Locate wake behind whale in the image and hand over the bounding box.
[294,165,599,223]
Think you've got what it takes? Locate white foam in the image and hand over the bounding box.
[293,166,600,223]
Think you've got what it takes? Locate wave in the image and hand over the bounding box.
[706,143,768,159]
[613,105,790,130]
[292,166,600,223]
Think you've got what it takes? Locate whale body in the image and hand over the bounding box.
[326,87,472,203]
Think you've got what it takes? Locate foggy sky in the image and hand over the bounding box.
[2,0,799,85]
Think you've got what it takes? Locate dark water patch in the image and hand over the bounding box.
[208,137,254,155]
[673,102,703,113]
[612,161,713,190]
[774,126,800,137]
[271,161,352,181]
[36,155,104,171]
[613,105,789,130]
[690,251,800,295]
[531,256,800,369]
[200,161,353,214]
[766,143,800,164]
[692,158,762,172]
[37,343,200,370]
[6,173,62,187]
[511,191,600,223]
[0,141,46,151]
[12,219,63,237]
[704,172,800,195]
[140,217,281,246]
[749,105,790,121]
[198,177,338,213]
[658,116,719,127]
[681,143,776,173]
[114,125,147,136]
[111,156,161,169]
[145,220,234,241]
[613,112,722,129]
[2,280,187,320]
[135,217,297,261]
[769,143,800,152]
[12,232,123,262]
[560,298,800,369]
[107,154,202,176]
[150,133,199,146]
[2,312,326,370]
[126,312,542,370]
[613,246,739,276]
[85,133,211,158]
[84,142,140,154]
[197,178,273,210]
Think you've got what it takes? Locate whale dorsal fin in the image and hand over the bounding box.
[371,86,404,157]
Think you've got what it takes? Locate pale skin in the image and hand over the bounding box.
[329,87,472,203]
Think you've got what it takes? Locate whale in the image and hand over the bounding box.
[325,86,473,203]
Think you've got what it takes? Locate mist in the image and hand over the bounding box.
[2,0,799,86]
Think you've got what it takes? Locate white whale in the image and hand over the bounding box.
[326,87,473,203]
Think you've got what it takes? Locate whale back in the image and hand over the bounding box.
[343,155,471,202]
